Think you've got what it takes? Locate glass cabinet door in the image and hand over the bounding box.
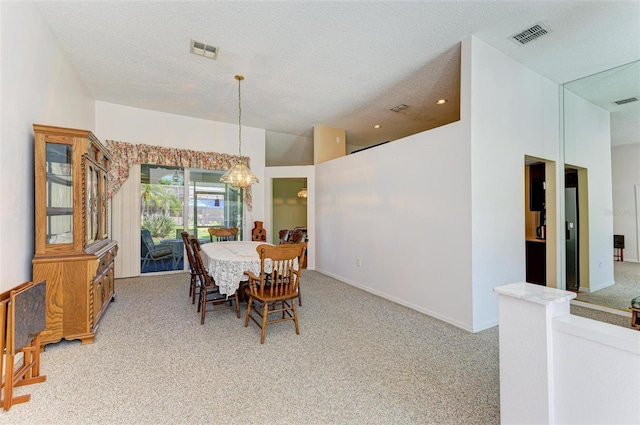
[45,143,73,244]
[101,171,108,239]
[86,161,100,244]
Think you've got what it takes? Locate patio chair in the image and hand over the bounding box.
[141,229,174,272]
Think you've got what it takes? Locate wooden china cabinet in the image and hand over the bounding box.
[32,124,118,346]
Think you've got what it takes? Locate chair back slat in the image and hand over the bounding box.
[251,244,305,299]
[208,227,238,242]
[244,243,306,343]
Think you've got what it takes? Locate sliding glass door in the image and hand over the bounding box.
[140,165,185,273]
[140,166,244,274]
[188,169,243,241]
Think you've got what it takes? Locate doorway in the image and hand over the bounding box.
[564,165,590,292]
[271,178,307,245]
[524,156,557,287]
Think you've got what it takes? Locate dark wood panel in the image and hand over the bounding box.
[526,241,546,285]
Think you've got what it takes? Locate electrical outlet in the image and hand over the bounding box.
[356,258,361,267]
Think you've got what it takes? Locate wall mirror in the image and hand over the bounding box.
[562,60,640,312]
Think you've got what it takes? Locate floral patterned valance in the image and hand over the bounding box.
[106,140,253,210]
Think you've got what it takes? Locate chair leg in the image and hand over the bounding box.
[233,292,240,318]
[292,300,300,335]
[191,275,198,305]
[260,302,269,344]
[200,290,206,325]
[298,286,302,306]
[244,297,253,327]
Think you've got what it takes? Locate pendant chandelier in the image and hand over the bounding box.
[220,74,259,188]
[297,187,308,198]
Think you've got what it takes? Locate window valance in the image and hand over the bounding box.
[106,140,253,210]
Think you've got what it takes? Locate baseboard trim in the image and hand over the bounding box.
[315,268,476,333]
[571,299,631,317]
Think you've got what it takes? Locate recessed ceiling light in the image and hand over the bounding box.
[373,124,382,129]
[190,39,219,60]
[436,99,447,105]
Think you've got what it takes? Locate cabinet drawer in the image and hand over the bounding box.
[96,247,116,275]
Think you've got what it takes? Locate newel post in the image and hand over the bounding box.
[493,282,576,425]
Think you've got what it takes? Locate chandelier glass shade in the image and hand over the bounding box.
[220,74,259,188]
[297,187,308,198]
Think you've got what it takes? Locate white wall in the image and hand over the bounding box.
[612,144,640,262]
[0,2,95,292]
[265,130,313,167]
[95,101,266,276]
[315,121,474,330]
[264,166,315,270]
[468,37,561,331]
[95,101,265,221]
[564,91,615,291]
[313,36,566,332]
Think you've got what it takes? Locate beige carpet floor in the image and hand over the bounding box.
[1,270,501,425]
[575,261,640,311]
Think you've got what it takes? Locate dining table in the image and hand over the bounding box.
[199,241,274,297]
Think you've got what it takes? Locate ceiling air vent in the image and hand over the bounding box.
[390,104,409,112]
[614,97,638,105]
[510,22,551,45]
[190,39,219,59]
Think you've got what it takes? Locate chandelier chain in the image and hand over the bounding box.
[237,75,242,157]
[220,74,258,188]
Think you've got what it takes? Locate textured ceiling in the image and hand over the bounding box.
[36,1,639,151]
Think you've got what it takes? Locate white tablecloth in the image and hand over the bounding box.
[200,241,272,295]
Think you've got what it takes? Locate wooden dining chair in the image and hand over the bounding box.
[180,231,200,304]
[243,243,306,344]
[278,229,290,244]
[208,227,238,242]
[189,236,240,324]
[296,242,307,306]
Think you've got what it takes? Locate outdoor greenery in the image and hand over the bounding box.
[141,183,182,238]
[141,183,181,217]
[142,214,175,238]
